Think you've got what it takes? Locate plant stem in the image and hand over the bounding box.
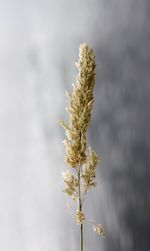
[80,223,83,251]
[78,166,84,251]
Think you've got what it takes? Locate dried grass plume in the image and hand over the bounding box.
[58,44,105,249]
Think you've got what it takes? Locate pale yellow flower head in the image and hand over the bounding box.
[59,43,96,168]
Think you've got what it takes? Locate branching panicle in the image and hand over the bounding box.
[59,44,105,250]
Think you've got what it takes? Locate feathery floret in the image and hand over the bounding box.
[81,148,100,191]
[62,170,78,196]
[93,224,105,237]
[76,210,85,224]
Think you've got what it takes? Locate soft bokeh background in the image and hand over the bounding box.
[0,0,150,250]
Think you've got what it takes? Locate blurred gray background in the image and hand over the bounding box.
[0,0,150,250]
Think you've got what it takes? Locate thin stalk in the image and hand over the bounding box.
[80,223,83,251]
[78,166,83,251]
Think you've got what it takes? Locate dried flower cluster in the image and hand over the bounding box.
[82,147,100,191]
[76,210,85,225]
[59,44,95,168]
[59,44,105,244]
[62,170,78,196]
[93,224,105,237]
